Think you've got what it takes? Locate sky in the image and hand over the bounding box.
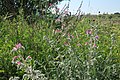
[57,0,120,14]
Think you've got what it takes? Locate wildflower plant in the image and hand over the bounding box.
[9,44,47,80]
[0,0,120,80]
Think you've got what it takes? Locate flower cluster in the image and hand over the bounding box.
[67,33,74,39]
[12,55,32,68]
[85,29,99,48]
[12,43,25,52]
[86,29,92,35]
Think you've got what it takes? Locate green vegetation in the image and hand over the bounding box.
[0,1,120,80]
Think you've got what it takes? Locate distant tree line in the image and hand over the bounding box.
[114,12,120,15]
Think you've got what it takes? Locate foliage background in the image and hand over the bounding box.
[0,0,120,80]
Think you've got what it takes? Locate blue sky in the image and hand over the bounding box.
[57,0,120,14]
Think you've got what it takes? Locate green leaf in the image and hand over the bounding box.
[0,70,5,73]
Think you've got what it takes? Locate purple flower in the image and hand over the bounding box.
[95,35,99,40]
[86,29,92,35]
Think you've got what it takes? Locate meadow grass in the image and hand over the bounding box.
[0,9,120,80]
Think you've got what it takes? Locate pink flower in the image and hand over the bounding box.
[15,43,22,49]
[27,56,32,59]
[49,3,52,6]
[86,29,92,35]
[85,42,88,45]
[16,61,21,65]
[13,56,19,61]
[55,29,62,33]
[26,56,32,60]
[12,47,17,51]
[12,43,25,52]
[68,33,74,39]
[68,33,70,37]
[71,35,74,38]
[93,44,97,47]
[64,42,69,46]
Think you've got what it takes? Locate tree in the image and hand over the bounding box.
[114,12,120,15]
[0,0,64,17]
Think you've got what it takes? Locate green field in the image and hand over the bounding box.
[0,11,120,80]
